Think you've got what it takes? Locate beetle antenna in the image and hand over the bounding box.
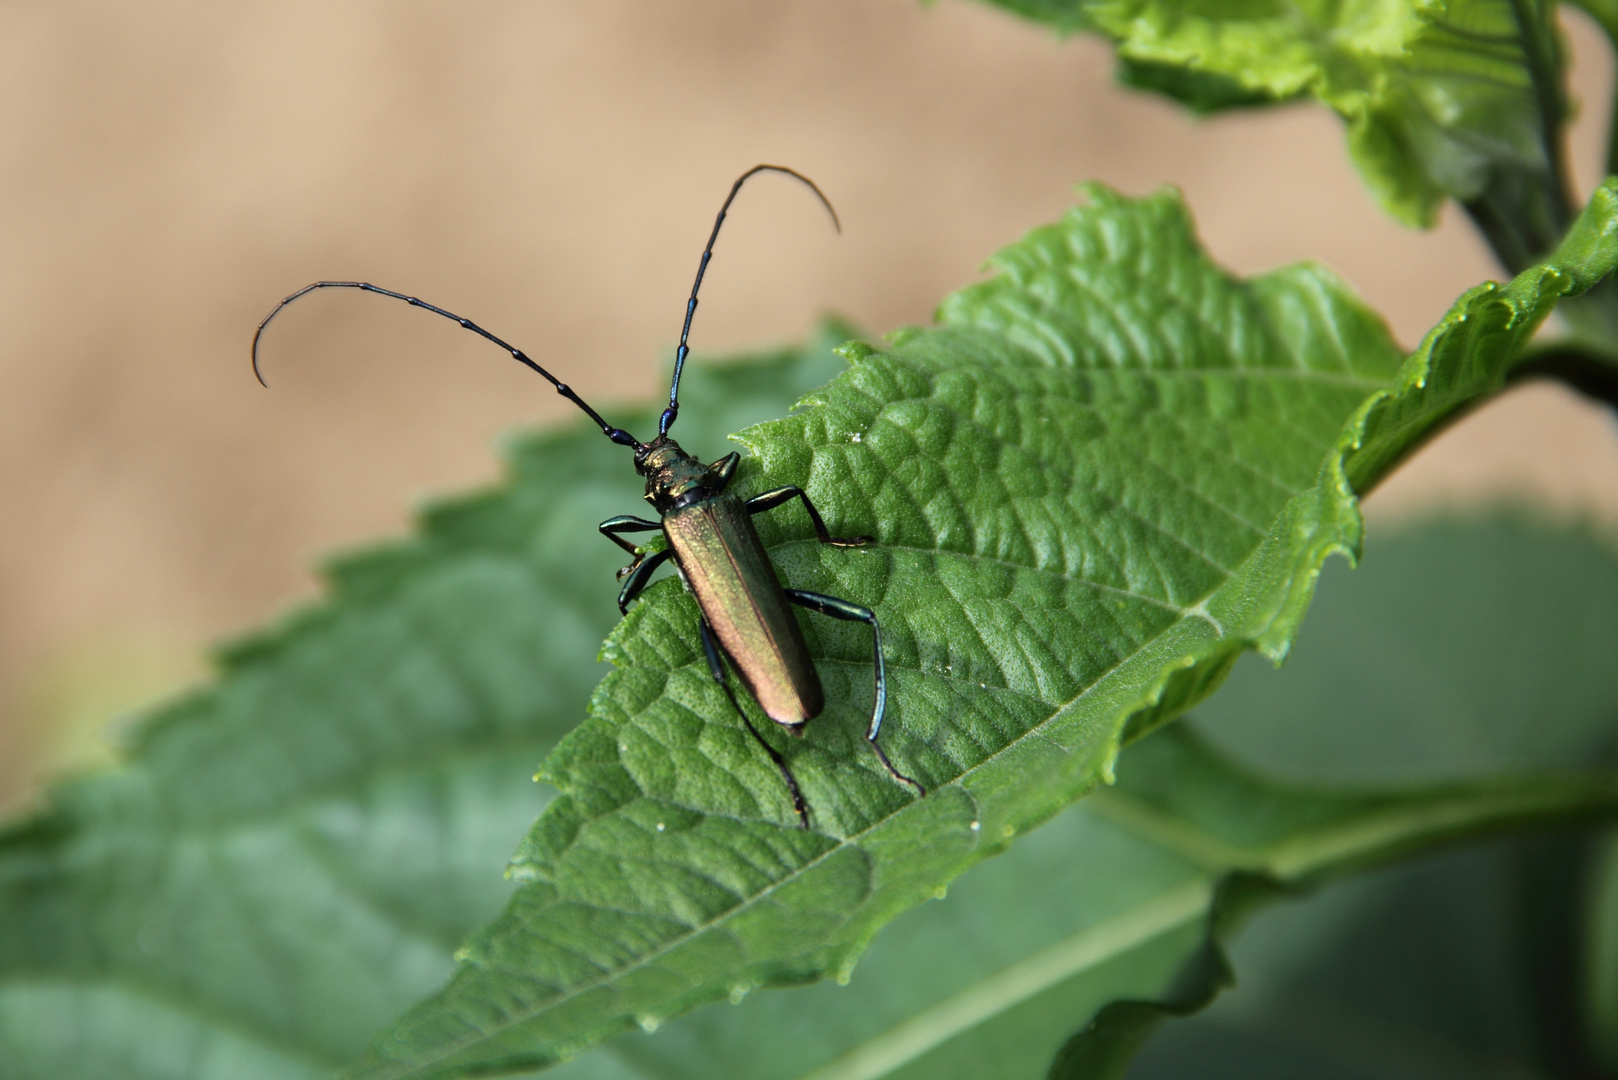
[251,281,642,450]
[658,164,840,438]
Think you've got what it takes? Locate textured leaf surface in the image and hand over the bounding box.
[0,332,849,1080]
[979,0,1564,231]
[353,184,1618,1078]
[528,516,1618,1080]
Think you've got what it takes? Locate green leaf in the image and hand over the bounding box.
[0,331,850,1079]
[353,184,1618,1078]
[975,0,1569,235]
[529,516,1618,1080]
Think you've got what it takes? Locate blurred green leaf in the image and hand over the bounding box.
[975,0,1569,238]
[355,185,1618,1078]
[0,330,851,1080]
[1194,517,1618,784]
[1127,835,1607,1079]
[1050,515,1618,1078]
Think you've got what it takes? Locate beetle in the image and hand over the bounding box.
[251,164,924,828]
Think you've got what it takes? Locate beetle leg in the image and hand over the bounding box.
[785,589,925,797]
[699,618,811,829]
[617,548,672,614]
[599,514,663,577]
[745,486,871,547]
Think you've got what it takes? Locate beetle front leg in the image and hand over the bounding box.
[785,589,925,797]
[698,618,811,829]
[599,514,663,579]
[745,486,872,547]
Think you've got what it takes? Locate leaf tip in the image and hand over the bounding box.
[837,338,883,362]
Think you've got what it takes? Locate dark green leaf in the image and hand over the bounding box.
[1049,516,1618,1077]
[1127,836,1605,1079]
[354,184,1618,1078]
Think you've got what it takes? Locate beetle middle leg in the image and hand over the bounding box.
[785,589,925,797]
[746,486,872,547]
[616,548,672,614]
[699,618,811,829]
[600,514,662,578]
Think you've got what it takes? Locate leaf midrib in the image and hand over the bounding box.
[1088,777,1618,877]
[776,538,1193,618]
[791,879,1213,1080]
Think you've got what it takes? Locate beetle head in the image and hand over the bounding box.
[635,438,739,513]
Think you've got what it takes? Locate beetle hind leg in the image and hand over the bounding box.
[745,486,872,547]
[785,589,925,797]
[699,619,812,829]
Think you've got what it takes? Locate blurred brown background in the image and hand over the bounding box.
[3,0,1617,811]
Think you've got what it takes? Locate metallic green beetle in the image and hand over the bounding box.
[252,165,924,828]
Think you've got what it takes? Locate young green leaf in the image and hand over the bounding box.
[0,335,850,1079]
[976,0,1569,238]
[350,183,1618,1078]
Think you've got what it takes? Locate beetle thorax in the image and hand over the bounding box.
[635,438,736,513]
